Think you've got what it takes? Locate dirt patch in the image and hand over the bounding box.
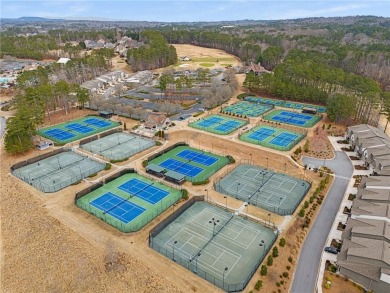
[322,271,363,293]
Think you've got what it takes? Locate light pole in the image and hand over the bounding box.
[209,217,219,236]
[266,157,269,169]
[250,153,252,164]
[173,240,178,261]
[236,183,241,199]
[222,267,229,289]
[224,195,228,211]
[259,240,265,254]
[172,203,177,213]
[205,189,208,202]
[194,252,201,274]
[268,213,271,226]
[245,203,249,219]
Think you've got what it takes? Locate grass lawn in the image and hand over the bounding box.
[199,62,215,67]
[192,57,236,62]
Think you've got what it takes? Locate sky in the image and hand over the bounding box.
[1,0,389,22]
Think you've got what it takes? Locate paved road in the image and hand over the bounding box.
[0,116,6,140]
[290,151,353,293]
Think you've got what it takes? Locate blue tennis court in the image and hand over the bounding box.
[118,178,169,204]
[66,123,94,133]
[44,128,75,140]
[176,149,218,166]
[214,120,242,133]
[197,116,224,128]
[159,158,204,177]
[90,192,145,224]
[270,132,298,147]
[84,117,111,128]
[248,128,275,141]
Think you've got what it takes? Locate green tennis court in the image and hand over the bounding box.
[240,125,305,151]
[12,150,105,193]
[38,116,121,144]
[150,201,276,292]
[263,109,322,128]
[222,101,273,117]
[244,96,327,113]
[189,114,247,135]
[80,132,155,161]
[76,172,182,232]
[214,165,311,216]
[147,145,229,183]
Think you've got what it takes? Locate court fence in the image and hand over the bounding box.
[262,111,322,128]
[10,147,70,171]
[189,116,248,135]
[213,164,312,216]
[149,196,278,292]
[221,101,274,117]
[239,129,306,152]
[147,142,188,162]
[12,149,105,193]
[75,168,183,233]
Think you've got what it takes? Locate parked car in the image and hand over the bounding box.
[324,246,338,254]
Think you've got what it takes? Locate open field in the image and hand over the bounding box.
[171,44,242,70]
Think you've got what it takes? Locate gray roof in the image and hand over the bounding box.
[359,137,390,151]
[351,199,390,218]
[367,145,390,159]
[343,218,390,243]
[165,170,186,180]
[146,163,165,173]
[357,188,390,203]
[362,176,390,188]
[348,237,390,266]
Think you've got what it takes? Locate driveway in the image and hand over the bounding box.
[290,151,353,293]
[0,116,6,140]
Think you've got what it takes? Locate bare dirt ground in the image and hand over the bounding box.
[322,271,362,293]
[112,55,132,73]
[170,44,242,70]
[378,114,390,137]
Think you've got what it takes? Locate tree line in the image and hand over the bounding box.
[126,31,177,71]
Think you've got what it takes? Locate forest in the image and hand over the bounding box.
[126,31,177,71]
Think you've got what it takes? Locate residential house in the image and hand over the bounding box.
[246,62,271,75]
[143,113,170,130]
[57,57,71,65]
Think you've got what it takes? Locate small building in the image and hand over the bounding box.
[302,107,317,115]
[35,140,54,150]
[246,62,271,75]
[146,163,165,178]
[164,170,186,185]
[99,111,113,119]
[57,58,71,65]
[179,56,190,61]
[143,113,170,130]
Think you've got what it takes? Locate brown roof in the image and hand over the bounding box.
[144,113,168,128]
[249,62,269,74]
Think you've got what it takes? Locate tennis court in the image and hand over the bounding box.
[189,114,247,135]
[244,96,327,113]
[240,125,305,151]
[222,101,273,117]
[263,109,321,128]
[38,116,120,144]
[12,150,105,193]
[147,145,229,183]
[80,132,155,161]
[214,165,311,215]
[76,172,182,232]
[90,192,146,224]
[150,201,276,292]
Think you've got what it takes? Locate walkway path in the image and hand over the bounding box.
[290,151,353,293]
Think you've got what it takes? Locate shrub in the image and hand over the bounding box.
[110,158,128,163]
[286,265,291,271]
[193,112,204,117]
[267,255,273,266]
[288,256,293,263]
[324,283,330,289]
[260,265,267,276]
[282,272,289,278]
[170,122,176,126]
[322,124,325,130]
[326,276,332,282]
[304,201,309,209]
[299,209,305,217]
[192,179,210,185]
[280,280,284,285]
[105,163,112,170]
[182,189,189,200]
[255,280,263,290]
[279,238,286,247]
[155,141,162,146]
[88,173,98,178]
[123,122,127,130]
[132,124,139,130]
[276,282,280,287]
[227,155,235,164]
[328,123,332,129]
[272,246,279,257]
[142,160,148,167]
[304,140,310,153]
